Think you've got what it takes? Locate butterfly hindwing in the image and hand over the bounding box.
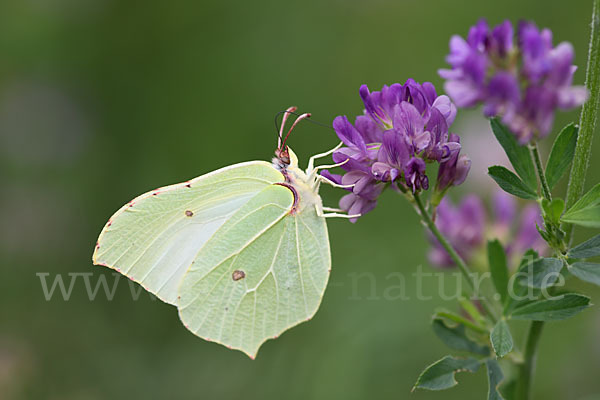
[177,184,331,357]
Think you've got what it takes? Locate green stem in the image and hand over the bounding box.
[518,3,600,399]
[518,145,557,399]
[564,0,600,244]
[516,321,544,400]
[530,143,552,201]
[531,141,568,252]
[519,143,563,399]
[413,193,498,323]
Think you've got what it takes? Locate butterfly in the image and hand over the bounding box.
[92,107,357,358]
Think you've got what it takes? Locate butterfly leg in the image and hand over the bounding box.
[317,174,355,188]
[307,157,350,186]
[315,204,360,219]
[322,206,344,212]
[310,158,349,174]
[306,141,343,173]
[323,212,361,219]
[312,173,355,192]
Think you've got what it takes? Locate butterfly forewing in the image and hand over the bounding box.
[93,161,284,305]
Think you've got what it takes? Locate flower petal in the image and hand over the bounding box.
[333,115,367,152]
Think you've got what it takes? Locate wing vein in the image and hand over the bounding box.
[294,217,309,317]
[99,186,254,265]
[192,258,236,332]
[297,216,326,293]
[181,202,290,294]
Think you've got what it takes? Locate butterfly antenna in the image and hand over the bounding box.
[281,112,311,150]
[275,108,333,145]
[276,106,298,148]
[274,108,334,165]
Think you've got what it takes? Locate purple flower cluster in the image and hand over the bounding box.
[439,19,588,143]
[428,191,547,268]
[323,80,471,221]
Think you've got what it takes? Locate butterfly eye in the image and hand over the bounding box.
[275,148,291,165]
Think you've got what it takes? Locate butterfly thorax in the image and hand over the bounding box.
[272,147,322,215]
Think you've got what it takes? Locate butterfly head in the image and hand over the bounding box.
[274,146,299,170]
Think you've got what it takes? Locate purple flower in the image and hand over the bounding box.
[546,43,589,108]
[432,95,457,126]
[435,133,471,195]
[439,20,490,108]
[324,81,471,220]
[428,191,548,268]
[483,72,520,119]
[491,20,514,57]
[439,19,588,143]
[405,157,429,192]
[402,79,438,115]
[393,102,431,153]
[519,21,554,83]
[333,115,366,151]
[372,130,410,182]
[321,169,384,224]
[359,84,404,128]
[339,184,384,223]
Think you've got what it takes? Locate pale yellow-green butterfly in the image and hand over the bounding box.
[92,107,357,358]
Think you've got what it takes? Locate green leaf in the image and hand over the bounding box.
[486,359,505,400]
[519,249,540,267]
[433,309,487,334]
[504,249,540,313]
[488,166,538,200]
[510,293,591,321]
[568,233,600,259]
[458,297,486,326]
[541,198,565,224]
[413,356,481,391]
[535,223,551,243]
[518,257,564,289]
[488,240,509,303]
[561,183,600,228]
[561,208,600,228]
[545,123,578,189]
[490,118,537,190]
[490,320,513,358]
[568,262,600,286]
[432,318,490,356]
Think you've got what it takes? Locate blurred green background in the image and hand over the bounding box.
[1,0,599,399]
